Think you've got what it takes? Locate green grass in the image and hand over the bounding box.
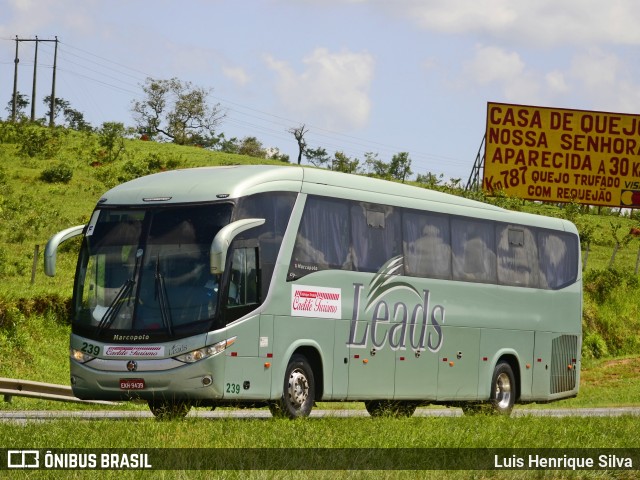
[1,416,639,479]
[563,356,640,408]
[526,356,640,409]
[584,243,640,271]
[2,415,638,448]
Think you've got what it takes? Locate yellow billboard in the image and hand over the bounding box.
[483,102,640,207]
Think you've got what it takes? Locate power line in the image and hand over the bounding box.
[57,45,146,82]
[56,67,141,96]
[59,41,154,78]
[3,38,471,176]
[8,36,59,124]
[212,94,469,170]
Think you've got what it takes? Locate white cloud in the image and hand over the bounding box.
[466,45,525,85]
[568,49,640,113]
[362,0,640,47]
[464,43,640,114]
[545,71,569,95]
[222,66,250,87]
[1,0,98,37]
[463,45,546,104]
[265,48,375,130]
[569,49,619,95]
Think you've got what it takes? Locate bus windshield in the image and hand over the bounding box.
[73,203,233,340]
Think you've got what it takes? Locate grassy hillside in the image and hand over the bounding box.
[1,122,640,377]
[0,122,288,300]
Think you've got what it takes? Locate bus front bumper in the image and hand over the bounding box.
[70,357,225,402]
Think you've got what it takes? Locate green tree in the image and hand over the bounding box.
[97,122,126,162]
[363,152,389,178]
[288,124,308,165]
[40,163,73,184]
[43,96,92,131]
[388,152,412,182]
[207,132,237,153]
[16,124,63,158]
[238,136,266,158]
[5,92,29,121]
[43,96,69,124]
[131,77,225,145]
[416,172,443,189]
[332,151,359,174]
[608,221,634,267]
[304,146,330,167]
[266,147,290,163]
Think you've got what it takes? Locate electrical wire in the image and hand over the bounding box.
[2,37,473,177]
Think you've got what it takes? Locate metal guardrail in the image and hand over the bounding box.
[0,377,118,405]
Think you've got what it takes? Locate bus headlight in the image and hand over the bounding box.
[174,337,236,363]
[70,347,94,364]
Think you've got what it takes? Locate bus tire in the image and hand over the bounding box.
[490,362,515,415]
[271,354,315,419]
[148,400,191,420]
[365,400,417,418]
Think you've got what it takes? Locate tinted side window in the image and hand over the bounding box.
[351,202,401,272]
[403,211,451,279]
[289,196,350,280]
[235,192,296,298]
[451,218,496,283]
[538,231,579,289]
[496,225,539,287]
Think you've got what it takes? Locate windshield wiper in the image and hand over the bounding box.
[155,255,174,336]
[97,279,135,333]
[97,248,143,334]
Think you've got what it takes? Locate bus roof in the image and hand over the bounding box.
[98,165,576,233]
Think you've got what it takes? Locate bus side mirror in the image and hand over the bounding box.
[44,224,86,277]
[210,218,265,274]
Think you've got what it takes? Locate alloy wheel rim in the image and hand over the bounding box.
[287,368,309,408]
[495,372,512,410]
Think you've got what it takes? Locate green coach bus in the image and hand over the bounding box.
[45,165,582,418]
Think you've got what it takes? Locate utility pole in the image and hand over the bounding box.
[31,36,38,121]
[11,36,19,122]
[50,37,58,127]
[10,36,59,124]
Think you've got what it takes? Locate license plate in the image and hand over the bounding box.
[119,378,145,390]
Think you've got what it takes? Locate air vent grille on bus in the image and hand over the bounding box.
[550,335,578,394]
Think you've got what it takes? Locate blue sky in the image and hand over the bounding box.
[2,0,640,182]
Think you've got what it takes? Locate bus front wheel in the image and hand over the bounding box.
[490,362,515,415]
[270,354,315,419]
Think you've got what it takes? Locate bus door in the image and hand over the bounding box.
[221,243,272,400]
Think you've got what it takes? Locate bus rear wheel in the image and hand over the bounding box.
[148,400,191,420]
[490,362,515,415]
[365,401,417,418]
[270,354,315,419]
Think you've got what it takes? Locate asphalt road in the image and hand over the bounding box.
[1,407,640,423]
